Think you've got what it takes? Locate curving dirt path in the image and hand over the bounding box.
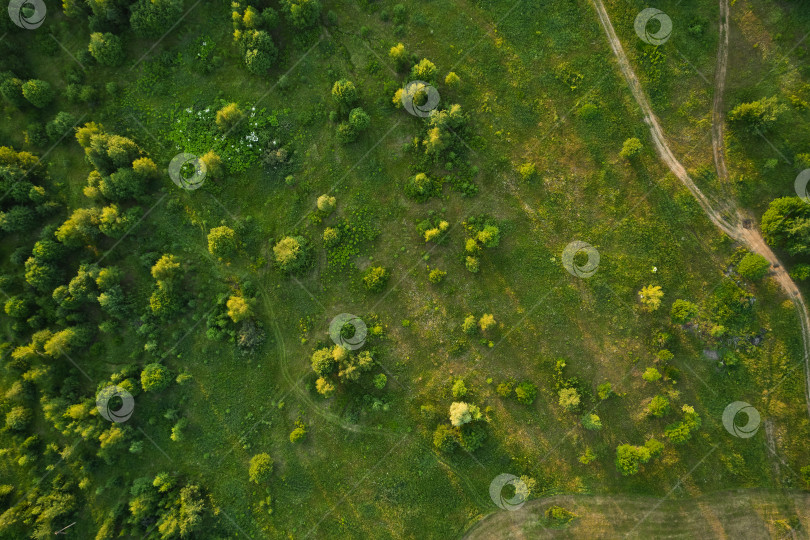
[589,0,810,419]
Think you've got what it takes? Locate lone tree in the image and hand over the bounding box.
[389,43,408,70]
[208,226,238,260]
[226,296,252,323]
[638,285,664,311]
[449,402,481,427]
[141,363,173,392]
[273,236,310,273]
[620,137,643,159]
[216,103,244,132]
[331,79,358,109]
[363,266,389,292]
[670,299,699,324]
[248,453,273,484]
[737,253,770,281]
[410,58,437,81]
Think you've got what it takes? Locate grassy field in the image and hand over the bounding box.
[465,489,810,539]
[0,0,809,538]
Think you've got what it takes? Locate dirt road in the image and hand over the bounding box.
[590,0,810,418]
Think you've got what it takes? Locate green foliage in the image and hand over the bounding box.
[131,0,183,38]
[620,137,643,159]
[789,263,810,281]
[0,77,25,106]
[311,347,335,376]
[242,31,278,75]
[273,236,311,273]
[208,226,238,260]
[5,405,32,431]
[428,268,446,284]
[728,96,784,132]
[515,382,537,405]
[737,253,770,281]
[281,0,321,28]
[363,266,389,292]
[664,405,702,444]
[448,401,480,427]
[615,443,651,476]
[169,104,279,173]
[558,387,580,411]
[801,465,810,488]
[349,108,370,132]
[289,420,307,443]
[141,363,173,393]
[642,367,662,382]
[648,395,670,417]
[451,378,467,398]
[46,112,78,141]
[88,32,125,66]
[248,453,274,484]
[762,197,810,257]
[331,79,358,108]
[544,505,576,527]
[581,413,602,430]
[406,172,439,201]
[411,58,437,81]
[21,79,54,108]
[226,296,252,323]
[433,424,457,452]
[670,299,699,324]
[373,373,387,389]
